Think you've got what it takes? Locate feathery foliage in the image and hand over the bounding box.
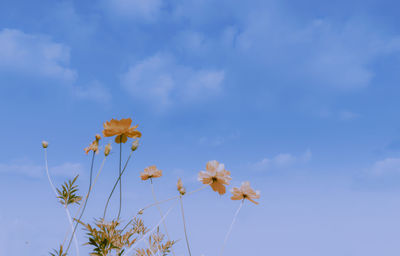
[56,175,82,206]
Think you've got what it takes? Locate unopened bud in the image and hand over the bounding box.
[131,139,139,151]
[177,178,186,195]
[95,134,101,141]
[104,143,111,156]
[42,141,48,148]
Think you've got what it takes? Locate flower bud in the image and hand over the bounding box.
[131,139,139,151]
[104,143,111,156]
[42,141,48,148]
[95,134,101,141]
[177,178,186,195]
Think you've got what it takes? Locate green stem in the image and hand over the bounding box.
[179,196,192,256]
[66,151,96,254]
[121,185,207,232]
[150,179,176,256]
[103,149,133,219]
[117,139,122,220]
[219,200,244,256]
[44,148,79,256]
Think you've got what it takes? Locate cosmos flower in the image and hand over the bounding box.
[176,178,186,195]
[102,118,142,144]
[140,165,162,180]
[198,160,231,195]
[230,181,260,205]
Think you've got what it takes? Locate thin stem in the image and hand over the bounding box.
[117,139,122,220]
[186,184,208,196]
[65,205,80,256]
[150,179,176,256]
[44,149,80,256]
[103,150,134,219]
[62,156,107,245]
[66,151,96,254]
[44,149,58,197]
[121,185,208,232]
[179,196,192,256]
[219,200,244,256]
[122,201,177,256]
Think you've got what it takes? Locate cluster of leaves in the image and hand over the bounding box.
[135,228,176,256]
[56,175,82,206]
[49,245,67,256]
[76,217,174,256]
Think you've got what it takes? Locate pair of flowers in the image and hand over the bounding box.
[141,160,260,204]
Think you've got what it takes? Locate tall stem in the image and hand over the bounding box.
[44,149,80,256]
[150,179,176,256]
[219,200,244,256]
[62,156,107,245]
[65,205,80,256]
[117,139,122,219]
[103,150,133,219]
[66,151,96,254]
[121,185,208,232]
[179,196,192,256]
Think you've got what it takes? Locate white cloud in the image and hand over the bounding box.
[102,0,162,22]
[253,150,312,171]
[0,159,83,178]
[0,29,76,82]
[73,81,112,104]
[369,157,400,176]
[121,53,224,110]
[169,3,400,91]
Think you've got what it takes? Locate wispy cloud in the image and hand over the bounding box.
[0,29,76,82]
[101,0,163,22]
[369,157,400,176]
[0,158,83,178]
[252,150,312,171]
[73,81,112,104]
[121,53,224,110]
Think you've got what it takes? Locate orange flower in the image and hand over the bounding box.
[176,178,186,195]
[140,165,162,180]
[230,181,260,205]
[84,135,101,154]
[198,160,231,195]
[102,118,141,144]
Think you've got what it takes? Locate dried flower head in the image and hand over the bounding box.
[140,165,162,180]
[131,139,139,151]
[84,137,99,154]
[230,181,260,205]
[176,178,186,195]
[102,118,142,144]
[42,141,48,148]
[104,143,111,156]
[56,175,82,206]
[198,160,232,195]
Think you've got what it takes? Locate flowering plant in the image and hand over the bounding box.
[43,118,260,256]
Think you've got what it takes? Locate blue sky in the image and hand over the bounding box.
[1,0,400,255]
